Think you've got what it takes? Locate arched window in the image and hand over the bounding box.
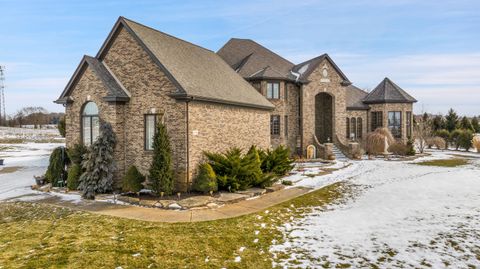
[350,118,356,140]
[357,117,363,139]
[82,102,100,146]
[346,117,350,139]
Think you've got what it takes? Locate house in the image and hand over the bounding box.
[56,17,416,190]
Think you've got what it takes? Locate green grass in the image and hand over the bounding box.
[415,158,469,167]
[0,182,353,269]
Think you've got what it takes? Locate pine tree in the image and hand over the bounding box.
[460,116,474,131]
[472,116,480,133]
[122,166,145,193]
[432,115,445,131]
[148,122,174,196]
[79,121,117,199]
[445,108,459,132]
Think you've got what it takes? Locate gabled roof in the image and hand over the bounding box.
[57,17,274,110]
[217,38,295,81]
[363,77,417,104]
[55,55,129,104]
[346,85,369,110]
[291,54,351,85]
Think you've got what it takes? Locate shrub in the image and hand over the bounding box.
[45,147,69,186]
[406,138,416,156]
[435,129,450,149]
[122,166,145,193]
[374,127,395,145]
[365,132,387,156]
[458,129,473,151]
[258,145,294,176]
[281,180,293,186]
[425,137,435,149]
[472,136,480,152]
[450,129,463,150]
[192,163,217,194]
[148,122,174,196]
[68,144,88,166]
[67,164,81,190]
[388,142,408,156]
[57,117,66,137]
[79,122,117,199]
[432,136,446,150]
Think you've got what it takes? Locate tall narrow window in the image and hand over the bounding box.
[406,111,412,138]
[350,118,357,139]
[285,83,288,101]
[82,102,99,146]
[270,115,280,135]
[388,111,402,138]
[357,118,363,138]
[145,114,159,150]
[284,115,288,137]
[267,82,280,99]
[371,111,383,131]
[346,117,350,138]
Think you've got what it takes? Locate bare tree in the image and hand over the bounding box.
[414,115,433,153]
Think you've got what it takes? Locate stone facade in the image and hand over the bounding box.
[345,110,368,141]
[369,103,414,141]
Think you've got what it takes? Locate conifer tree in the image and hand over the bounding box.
[445,108,459,132]
[148,122,174,196]
[79,121,117,199]
[460,116,474,131]
[472,116,480,133]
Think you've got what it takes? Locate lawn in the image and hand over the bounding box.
[0,182,351,269]
[415,158,469,167]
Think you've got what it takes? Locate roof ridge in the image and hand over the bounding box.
[240,38,295,66]
[121,16,214,53]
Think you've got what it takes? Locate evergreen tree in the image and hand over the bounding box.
[471,116,479,133]
[122,166,145,193]
[432,115,445,131]
[459,116,474,131]
[148,122,174,196]
[445,108,459,132]
[192,163,217,194]
[79,121,117,199]
[57,116,66,137]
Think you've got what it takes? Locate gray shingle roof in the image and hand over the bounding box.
[363,77,417,104]
[120,18,274,110]
[217,38,294,81]
[346,85,369,110]
[291,54,351,85]
[55,55,129,104]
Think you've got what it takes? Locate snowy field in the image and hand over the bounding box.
[272,151,480,268]
[0,126,63,142]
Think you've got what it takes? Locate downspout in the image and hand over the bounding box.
[299,83,304,156]
[123,104,127,176]
[185,99,191,192]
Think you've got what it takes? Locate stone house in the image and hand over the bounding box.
[56,17,416,190]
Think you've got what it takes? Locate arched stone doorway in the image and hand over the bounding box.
[315,92,334,143]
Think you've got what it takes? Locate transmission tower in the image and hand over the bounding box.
[0,66,5,126]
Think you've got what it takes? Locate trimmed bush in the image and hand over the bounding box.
[45,147,69,186]
[458,129,473,151]
[192,163,217,194]
[67,164,81,190]
[388,142,408,156]
[122,166,145,193]
[472,136,480,152]
[148,122,174,196]
[68,144,88,166]
[432,137,446,150]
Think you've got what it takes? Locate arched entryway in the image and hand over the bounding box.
[315,92,334,143]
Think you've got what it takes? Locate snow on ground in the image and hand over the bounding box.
[0,143,63,200]
[0,126,63,142]
[272,151,480,268]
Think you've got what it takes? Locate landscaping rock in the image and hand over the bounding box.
[206,202,219,209]
[168,203,183,210]
[159,200,177,208]
[216,192,249,204]
[39,183,52,192]
[178,196,213,208]
[237,188,266,197]
[31,184,39,190]
[266,184,285,193]
[139,200,157,207]
[154,202,163,208]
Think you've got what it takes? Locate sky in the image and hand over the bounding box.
[0,0,479,116]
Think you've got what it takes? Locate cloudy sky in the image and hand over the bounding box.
[1,0,479,116]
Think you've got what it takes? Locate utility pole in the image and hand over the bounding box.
[0,66,5,126]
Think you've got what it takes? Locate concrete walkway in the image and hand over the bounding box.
[35,186,311,223]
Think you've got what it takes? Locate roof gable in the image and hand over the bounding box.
[217,38,294,81]
[55,55,129,104]
[291,54,351,85]
[363,77,417,104]
[95,18,274,110]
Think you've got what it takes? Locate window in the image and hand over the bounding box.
[388,111,402,138]
[357,118,363,138]
[371,111,383,131]
[285,83,288,101]
[406,111,412,138]
[82,102,99,146]
[350,117,357,139]
[267,82,280,99]
[346,117,350,138]
[270,115,280,135]
[284,115,288,137]
[145,114,159,150]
